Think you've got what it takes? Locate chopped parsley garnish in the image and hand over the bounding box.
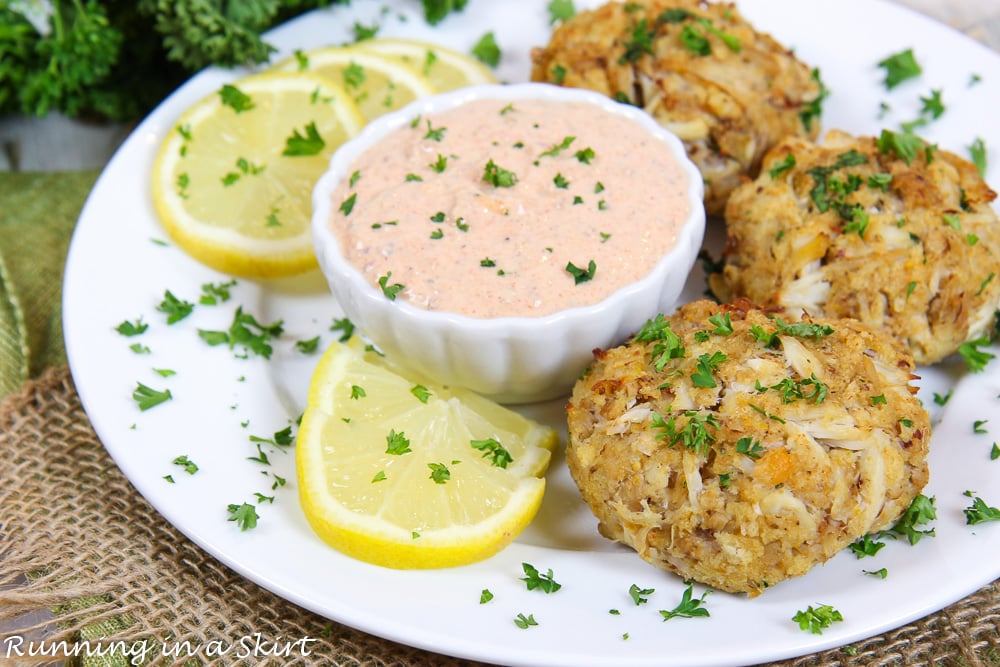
[350,384,366,400]
[974,419,989,434]
[471,31,501,67]
[964,495,1000,525]
[735,436,763,459]
[219,84,255,113]
[385,429,412,455]
[659,584,710,621]
[200,280,236,305]
[429,153,448,173]
[389,377,424,402]
[750,318,834,348]
[480,589,494,604]
[471,437,513,468]
[371,470,387,483]
[329,317,355,342]
[690,351,727,388]
[132,382,172,411]
[553,172,570,189]
[482,159,518,187]
[678,23,710,56]
[566,259,596,284]
[620,18,656,64]
[514,613,538,629]
[768,153,796,179]
[881,494,936,545]
[283,121,325,156]
[633,314,686,371]
[430,229,444,240]
[575,147,595,163]
[295,336,321,354]
[427,462,451,484]
[800,68,829,133]
[629,584,654,605]
[652,411,720,456]
[226,502,259,531]
[157,290,194,324]
[540,135,576,157]
[521,563,561,593]
[877,48,922,90]
[793,605,843,634]
[876,129,926,165]
[115,318,148,337]
[378,272,405,300]
[958,337,995,373]
[198,306,284,359]
[550,64,567,84]
[547,0,576,23]
[129,342,151,354]
[339,192,358,216]
[968,137,987,178]
[849,534,886,558]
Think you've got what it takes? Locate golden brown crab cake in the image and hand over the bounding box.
[530,0,823,215]
[711,129,1000,365]
[565,299,930,596]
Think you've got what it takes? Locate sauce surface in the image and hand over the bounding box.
[329,97,691,318]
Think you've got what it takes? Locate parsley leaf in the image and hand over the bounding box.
[329,317,355,342]
[792,604,843,634]
[385,429,412,455]
[849,534,886,558]
[521,563,561,593]
[471,438,513,468]
[964,495,1000,525]
[882,494,936,545]
[629,584,654,605]
[378,272,405,300]
[471,31,501,67]
[633,314,686,371]
[565,259,597,284]
[427,462,451,484]
[132,382,172,411]
[877,48,922,89]
[219,84,255,113]
[482,159,518,187]
[157,290,194,324]
[958,337,995,373]
[691,351,727,388]
[226,502,259,531]
[659,584,710,621]
[968,137,988,178]
[547,0,575,24]
[197,306,284,359]
[115,318,148,337]
[283,121,325,156]
[172,455,198,475]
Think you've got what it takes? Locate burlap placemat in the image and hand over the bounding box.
[1,367,998,667]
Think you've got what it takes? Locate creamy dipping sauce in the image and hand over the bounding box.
[329,97,691,318]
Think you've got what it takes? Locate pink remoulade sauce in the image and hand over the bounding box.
[329,98,690,319]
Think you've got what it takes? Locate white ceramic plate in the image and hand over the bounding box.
[63,1,1000,665]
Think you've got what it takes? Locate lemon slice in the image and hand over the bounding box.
[354,37,497,92]
[152,71,364,278]
[297,339,558,568]
[272,46,435,122]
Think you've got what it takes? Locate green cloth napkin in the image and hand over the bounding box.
[0,169,100,399]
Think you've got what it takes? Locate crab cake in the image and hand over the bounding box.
[530,0,823,215]
[712,130,1000,365]
[566,299,930,596]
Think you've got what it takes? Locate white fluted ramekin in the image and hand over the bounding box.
[311,83,705,404]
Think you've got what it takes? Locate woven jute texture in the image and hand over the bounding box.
[1,368,999,667]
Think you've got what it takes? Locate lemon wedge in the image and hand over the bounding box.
[272,45,435,122]
[354,37,497,92]
[297,339,558,568]
[151,71,363,278]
